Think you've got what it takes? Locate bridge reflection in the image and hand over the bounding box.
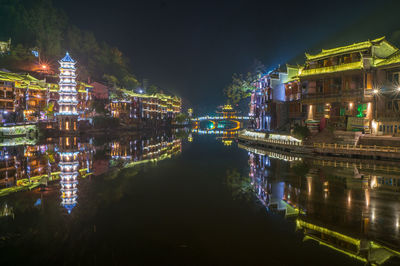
[240,143,400,265]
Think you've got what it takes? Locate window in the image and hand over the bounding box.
[395,125,397,133]
[379,125,382,131]
[316,80,323,93]
[394,73,400,84]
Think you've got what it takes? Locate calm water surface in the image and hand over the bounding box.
[0,132,399,265]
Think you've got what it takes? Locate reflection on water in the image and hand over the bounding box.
[1,132,400,265]
[192,129,239,146]
[240,143,400,265]
[0,133,182,214]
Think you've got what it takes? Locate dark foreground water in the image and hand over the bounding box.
[0,132,399,265]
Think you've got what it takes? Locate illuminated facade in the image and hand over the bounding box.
[57,52,78,132]
[249,37,400,135]
[299,37,398,133]
[250,65,299,131]
[109,88,182,122]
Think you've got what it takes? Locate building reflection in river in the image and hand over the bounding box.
[0,134,182,212]
[241,143,400,265]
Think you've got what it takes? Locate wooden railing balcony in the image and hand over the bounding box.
[289,112,306,119]
[300,61,362,77]
[301,89,363,103]
[285,93,301,101]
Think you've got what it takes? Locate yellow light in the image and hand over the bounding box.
[349,102,353,108]
[42,64,47,69]
[371,120,378,130]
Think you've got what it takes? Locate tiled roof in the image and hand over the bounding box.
[60,52,75,63]
[305,37,387,61]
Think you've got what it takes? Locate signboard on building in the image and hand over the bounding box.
[347,117,369,132]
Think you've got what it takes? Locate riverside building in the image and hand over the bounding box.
[251,36,400,136]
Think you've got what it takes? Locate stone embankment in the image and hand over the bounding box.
[238,130,400,160]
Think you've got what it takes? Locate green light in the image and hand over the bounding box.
[356,104,366,118]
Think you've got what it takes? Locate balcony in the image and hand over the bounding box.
[300,61,363,77]
[289,112,306,119]
[301,89,363,104]
[285,93,301,102]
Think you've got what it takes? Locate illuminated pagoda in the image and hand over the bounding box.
[59,137,79,213]
[218,104,237,119]
[57,52,78,132]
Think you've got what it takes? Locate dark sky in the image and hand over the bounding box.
[55,0,399,114]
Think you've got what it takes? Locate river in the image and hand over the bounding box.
[0,131,399,265]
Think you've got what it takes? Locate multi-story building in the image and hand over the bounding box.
[299,37,398,133]
[250,65,299,131]
[371,51,400,135]
[110,88,182,122]
[0,70,93,124]
[251,37,400,136]
[90,81,109,100]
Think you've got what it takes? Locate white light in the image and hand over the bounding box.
[373,89,379,94]
[397,87,400,92]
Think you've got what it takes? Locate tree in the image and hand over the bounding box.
[224,72,254,105]
[147,84,159,94]
[121,75,139,90]
[103,74,118,89]
[174,113,188,124]
[224,59,265,105]
[92,99,108,116]
[44,102,55,118]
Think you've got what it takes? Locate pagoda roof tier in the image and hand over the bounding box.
[60,52,76,63]
[305,37,396,61]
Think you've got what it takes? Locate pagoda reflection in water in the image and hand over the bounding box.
[0,134,182,204]
[58,137,79,213]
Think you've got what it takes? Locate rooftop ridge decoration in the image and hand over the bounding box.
[60,51,76,63]
[375,50,400,67]
[305,36,390,61]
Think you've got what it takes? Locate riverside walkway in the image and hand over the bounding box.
[238,130,400,160]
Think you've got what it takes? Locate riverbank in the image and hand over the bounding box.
[238,130,400,160]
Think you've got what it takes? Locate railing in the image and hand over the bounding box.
[285,93,301,101]
[239,133,303,146]
[300,61,362,77]
[313,143,400,153]
[302,90,362,100]
[313,159,400,173]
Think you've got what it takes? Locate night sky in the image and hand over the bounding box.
[55,0,400,114]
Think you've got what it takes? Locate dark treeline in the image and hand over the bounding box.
[0,0,139,89]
